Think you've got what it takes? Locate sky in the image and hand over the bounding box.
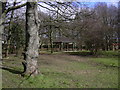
[76,0,119,2]
[38,1,118,13]
[2,0,119,13]
[1,0,120,2]
[76,0,119,6]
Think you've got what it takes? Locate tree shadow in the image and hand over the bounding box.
[65,51,94,56]
[1,66,23,74]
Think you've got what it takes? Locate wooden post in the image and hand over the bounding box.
[72,43,74,51]
[61,42,63,51]
[67,43,69,51]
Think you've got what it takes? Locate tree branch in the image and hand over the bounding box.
[38,4,75,21]
[4,3,26,14]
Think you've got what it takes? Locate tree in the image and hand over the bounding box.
[73,2,118,52]
[94,2,118,51]
[0,1,26,59]
[10,20,25,55]
[118,1,120,49]
[23,1,40,76]
[5,1,17,57]
[0,2,6,59]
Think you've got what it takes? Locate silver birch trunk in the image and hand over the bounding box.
[24,2,40,76]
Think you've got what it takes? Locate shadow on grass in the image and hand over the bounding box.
[65,51,94,56]
[1,66,23,74]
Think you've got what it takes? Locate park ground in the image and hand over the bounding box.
[1,51,119,88]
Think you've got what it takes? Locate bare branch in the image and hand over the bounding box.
[4,2,26,14]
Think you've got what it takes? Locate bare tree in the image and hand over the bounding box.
[0,1,26,59]
[5,1,17,57]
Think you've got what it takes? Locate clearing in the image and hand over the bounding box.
[1,51,119,88]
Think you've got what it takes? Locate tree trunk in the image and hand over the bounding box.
[0,2,6,59]
[49,29,53,53]
[24,2,40,76]
[0,17,3,59]
[49,17,53,53]
[118,2,120,50]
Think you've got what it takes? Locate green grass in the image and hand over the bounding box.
[89,50,119,67]
[96,51,119,57]
[0,69,2,89]
[90,57,118,67]
[2,52,119,88]
[65,50,119,57]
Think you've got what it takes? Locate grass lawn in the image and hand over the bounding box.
[90,57,118,67]
[1,51,119,88]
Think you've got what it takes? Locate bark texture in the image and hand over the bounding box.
[0,16,4,60]
[0,2,6,59]
[24,2,40,76]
